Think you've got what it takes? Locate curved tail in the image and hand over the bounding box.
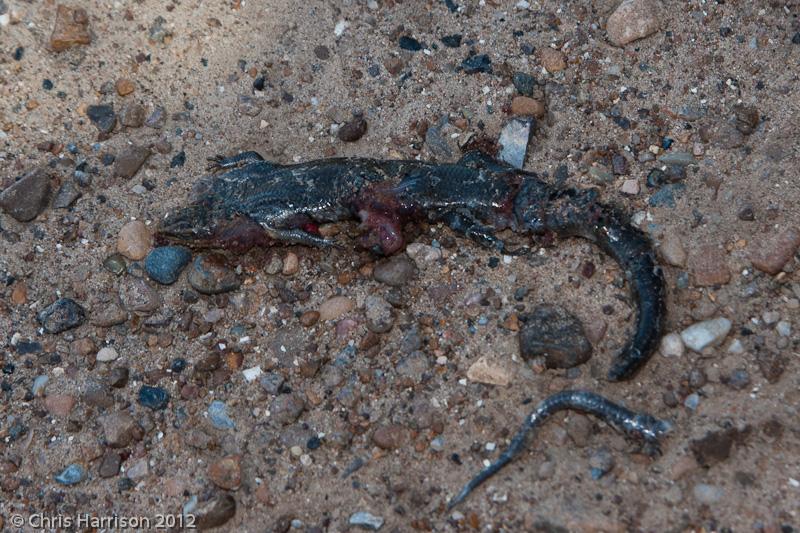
[514,179,666,381]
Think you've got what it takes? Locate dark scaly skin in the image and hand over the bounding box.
[446,390,672,509]
[156,150,666,380]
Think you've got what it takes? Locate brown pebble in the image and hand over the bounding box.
[318,296,354,321]
[689,244,730,287]
[749,228,800,275]
[49,5,91,52]
[282,252,299,275]
[338,116,367,142]
[117,220,151,260]
[44,394,76,417]
[70,337,96,357]
[115,78,135,96]
[539,48,566,72]
[510,96,545,118]
[113,145,151,179]
[383,56,405,76]
[300,310,320,327]
[372,424,409,450]
[208,455,242,490]
[10,283,27,305]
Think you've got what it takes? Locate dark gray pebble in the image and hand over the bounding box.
[461,54,492,74]
[55,463,85,485]
[519,305,592,369]
[37,298,86,334]
[145,246,192,284]
[87,104,116,133]
[138,385,169,410]
[0,167,52,222]
[187,254,241,294]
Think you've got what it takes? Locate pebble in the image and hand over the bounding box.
[776,321,791,337]
[605,0,661,46]
[270,393,305,425]
[145,106,166,128]
[237,95,262,116]
[398,35,422,51]
[657,152,696,166]
[91,301,129,326]
[144,246,192,284]
[619,179,639,195]
[282,252,299,275]
[693,483,724,505]
[109,367,129,388]
[373,255,416,286]
[461,54,492,74]
[684,393,700,410]
[126,458,149,480]
[466,356,512,386]
[589,447,615,479]
[519,305,592,368]
[338,116,368,142]
[440,34,462,48]
[680,318,732,352]
[96,346,119,362]
[259,372,285,395]
[749,227,800,275]
[115,78,135,96]
[690,428,741,467]
[138,385,170,410]
[55,464,85,485]
[649,184,683,208]
[299,311,320,327]
[405,242,442,268]
[49,5,91,52]
[53,181,82,208]
[512,72,536,96]
[511,96,545,118]
[498,118,533,169]
[117,220,151,260]
[659,333,684,357]
[364,295,394,333]
[86,104,116,133]
[762,310,780,325]
[114,145,151,179]
[32,375,49,396]
[318,296,354,321]
[37,298,86,334]
[689,245,730,286]
[424,116,456,159]
[208,456,241,490]
[539,48,566,72]
[103,253,127,275]
[208,400,235,430]
[659,233,687,267]
[0,167,52,222]
[193,494,236,530]
[98,452,121,478]
[120,103,146,128]
[724,368,750,390]
[188,254,241,294]
[119,277,161,315]
[372,424,409,450]
[45,394,75,417]
[349,511,384,531]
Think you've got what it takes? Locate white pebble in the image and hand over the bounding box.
[659,333,684,357]
[776,321,791,337]
[762,311,780,325]
[96,347,119,362]
[726,338,744,354]
[680,317,732,352]
[242,366,263,382]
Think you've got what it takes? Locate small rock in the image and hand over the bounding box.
[193,493,236,530]
[126,458,149,480]
[338,116,368,142]
[659,233,687,267]
[466,356,512,386]
[539,48,566,72]
[657,152,696,166]
[398,35,422,51]
[365,295,394,333]
[733,104,759,135]
[37,298,86,334]
[145,106,166,129]
[372,424,409,450]
[689,245,730,286]
[208,400,235,430]
[349,512,384,531]
[96,346,119,362]
[45,394,75,417]
[138,385,169,410]
[237,95,262,116]
[318,296,354,321]
[118,277,161,315]
[373,255,416,286]
[693,483,724,505]
[53,181,82,208]
[90,301,128,326]
[108,367,129,388]
[86,104,116,133]
[282,252,299,275]
[566,414,593,447]
[98,452,121,478]
[756,351,786,383]
[606,0,661,46]
[208,456,241,490]
[405,242,443,268]
[270,393,305,426]
[115,78,135,96]
[680,318,732,352]
[113,145,150,179]
[144,246,192,284]
[498,118,533,169]
[512,72,536,96]
[55,464,85,485]
[188,254,241,294]
[620,179,639,195]
[299,311,320,327]
[117,220,151,260]
[32,375,49,396]
[0,167,52,222]
[749,227,800,275]
[659,333,684,357]
[461,54,492,74]
[313,45,330,60]
[49,5,91,52]
[776,320,791,337]
[120,103,146,127]
[519,305,592,368]
[383,56,405,76]
[589,447,615,479]
[690,428,745,467]
[511,96,545,118]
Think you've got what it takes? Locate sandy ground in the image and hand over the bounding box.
[1,0,799,531]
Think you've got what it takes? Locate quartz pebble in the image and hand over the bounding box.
[364,295,394,333]
[606,0,661,47]
[693,483,724,504]
[659,333,684,357]
[96,346,119,362]
[680,318,732,352]
[466,356,512,386]
[620,179,639,195]
[499,118,533,169]
[117,221,151,260]
[405,242,442,268]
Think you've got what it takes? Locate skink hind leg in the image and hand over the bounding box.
[260,224,339,248]
[440,210,526,256]
[207,151,265,172]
